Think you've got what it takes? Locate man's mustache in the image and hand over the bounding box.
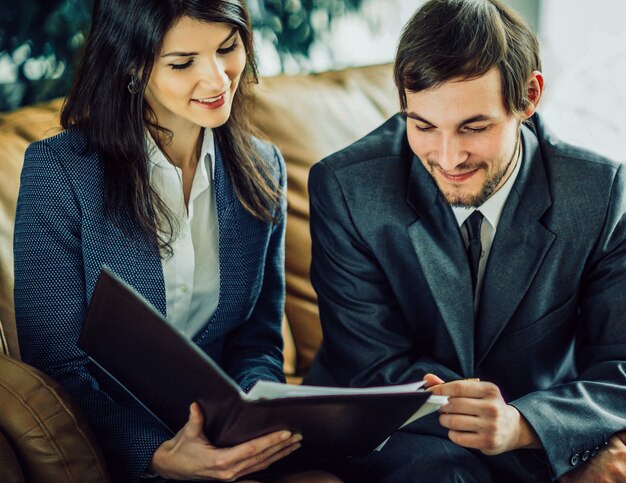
[426,160,489,173]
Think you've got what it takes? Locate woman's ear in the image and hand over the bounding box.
[524,71,544,118]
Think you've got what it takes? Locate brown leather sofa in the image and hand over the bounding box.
[0,63,397,482]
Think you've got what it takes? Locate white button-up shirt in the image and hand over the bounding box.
[146,129,220,338]
[452,145,522,303]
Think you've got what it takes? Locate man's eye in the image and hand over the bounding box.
[170,60,193,70]
[465,126,487,133]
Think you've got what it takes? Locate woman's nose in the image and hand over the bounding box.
[199,58,230,92]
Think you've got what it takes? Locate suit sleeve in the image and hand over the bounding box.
[511,164,626,479]
[221,145,287,391]
[306,161,462,388]
[14,141,171,483]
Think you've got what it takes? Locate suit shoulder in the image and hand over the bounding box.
[309,115,413,207]
[545,139,620,173]
[25,130,68,161]
[543,138,623,204]
[28,128,88,153]
[251,135,275,156]
[251,135,284,180]
[533,123,625,231]
[532,115,621,177]
[317,114,407,174]
[25,129,98,172]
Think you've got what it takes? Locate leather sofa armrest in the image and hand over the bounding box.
[0,428,25,483]
[0,319,8,355]
[0,352,111,483]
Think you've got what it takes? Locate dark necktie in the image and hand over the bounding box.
[464,211,484,296]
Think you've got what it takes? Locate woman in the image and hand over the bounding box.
[13,1,339,482]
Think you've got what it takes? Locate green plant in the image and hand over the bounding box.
[0,0,366,111]
[0,0,92,111]
[252,0,365,66]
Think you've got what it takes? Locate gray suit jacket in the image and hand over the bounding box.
[306,113,626,479]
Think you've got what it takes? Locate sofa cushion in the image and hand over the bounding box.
[0,352,110,482]
[251,64,398,375]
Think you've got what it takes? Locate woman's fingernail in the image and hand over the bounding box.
[291,434,303,443]
[280,431,292,440]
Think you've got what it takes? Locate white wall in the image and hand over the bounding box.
[539,0,626,160]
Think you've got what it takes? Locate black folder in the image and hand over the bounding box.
[78,268,432,456]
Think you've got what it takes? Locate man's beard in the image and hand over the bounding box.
[429,134,521,208]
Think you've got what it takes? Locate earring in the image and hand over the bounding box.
[127,75,139,94]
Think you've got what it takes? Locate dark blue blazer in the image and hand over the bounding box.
[306,113,626,479]
[14,129,287,481]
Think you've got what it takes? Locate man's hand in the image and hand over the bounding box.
[559,432,626,483]
[425,374,541,455]
[149,402,302,481]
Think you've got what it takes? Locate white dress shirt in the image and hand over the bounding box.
[146,129,220,339]
[452,145,522,304]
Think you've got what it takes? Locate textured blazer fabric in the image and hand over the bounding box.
[14,129,287,482]
[306,112,626,479]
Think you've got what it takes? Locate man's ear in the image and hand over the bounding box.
[524,71,544,118]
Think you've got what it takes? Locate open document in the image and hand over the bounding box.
[247,379,448,429]
[79,268,447,456]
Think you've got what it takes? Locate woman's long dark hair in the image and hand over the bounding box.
[61,0,280,255]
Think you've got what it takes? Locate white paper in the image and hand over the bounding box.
[245,380,427,401]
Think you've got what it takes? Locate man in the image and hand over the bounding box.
[305,0,626,481]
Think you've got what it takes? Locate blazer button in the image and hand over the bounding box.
[591,446,600,457]
[570,453,581,466]
[582,450,590,462]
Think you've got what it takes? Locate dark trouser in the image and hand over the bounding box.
[244,450,337,482]
[330,415,553,483]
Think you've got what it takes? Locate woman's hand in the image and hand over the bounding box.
[149,402,302,481]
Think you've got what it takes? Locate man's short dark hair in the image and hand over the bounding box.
[394,0,541,116]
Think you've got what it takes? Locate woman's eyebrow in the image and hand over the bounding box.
[161,28,238,57]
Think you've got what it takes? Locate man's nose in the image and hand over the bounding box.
[435,135,468,171]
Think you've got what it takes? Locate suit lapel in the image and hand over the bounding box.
[126,238,166,317]
[195,143,241,346]
[406,157,475,376]
[475,125,555,365]
[84,143,166,318]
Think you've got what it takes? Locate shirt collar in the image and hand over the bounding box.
[452,141,523,230]
[145,128,215,180]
